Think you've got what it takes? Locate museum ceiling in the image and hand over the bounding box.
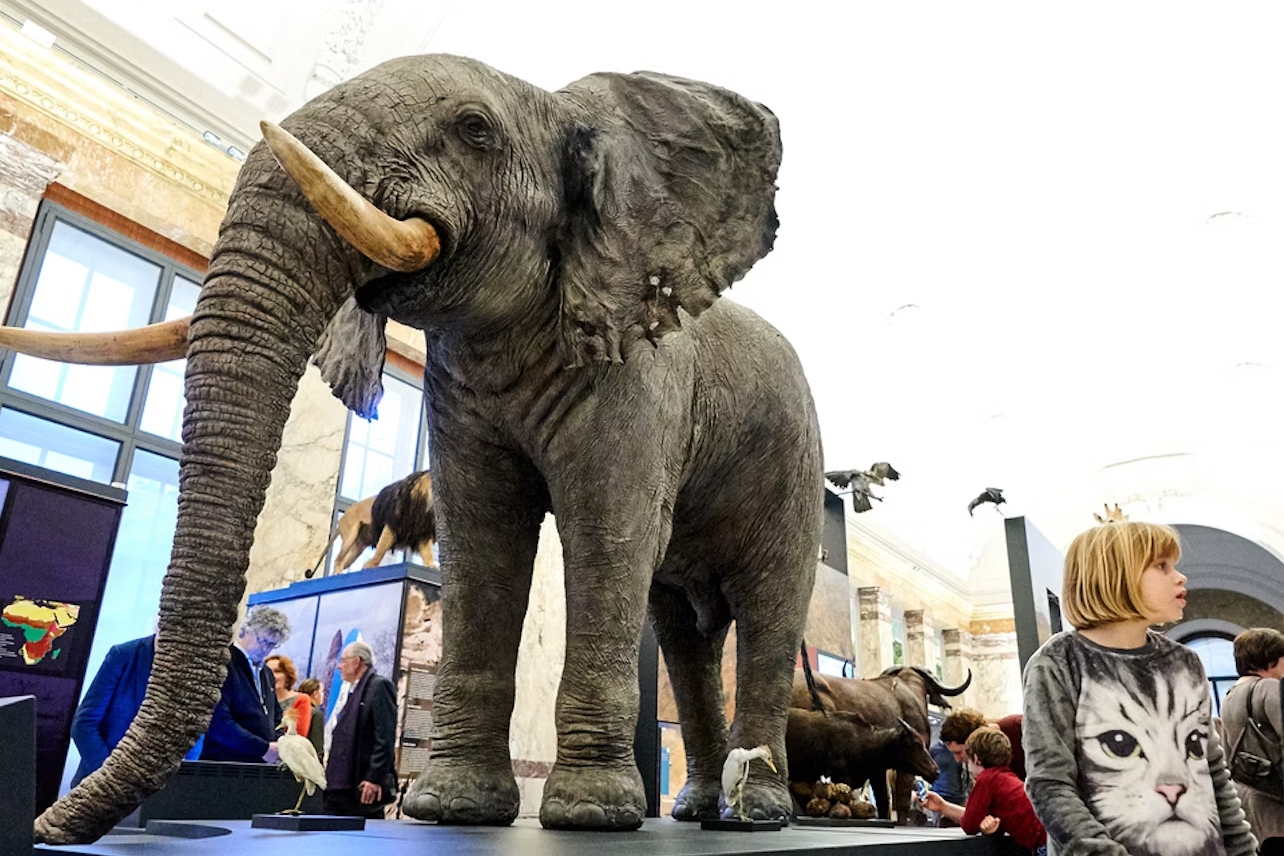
[5,0,1284,581]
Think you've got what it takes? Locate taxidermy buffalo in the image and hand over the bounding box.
[785,708,937,812]
[13,55,822,842]
[793,664,971,820]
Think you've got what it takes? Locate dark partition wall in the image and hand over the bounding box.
[0,458,125,813]
[1005,516,1066,672]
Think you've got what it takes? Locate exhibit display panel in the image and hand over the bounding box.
[0,457,125,813]
[248,562,442,803]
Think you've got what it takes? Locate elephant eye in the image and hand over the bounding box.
[456,110,499,151]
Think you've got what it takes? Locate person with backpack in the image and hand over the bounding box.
[1222,628,1284,848]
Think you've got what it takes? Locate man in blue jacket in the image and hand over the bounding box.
[70,633,204,785]
[199,606,291,763]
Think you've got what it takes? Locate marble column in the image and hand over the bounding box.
[943,628,974,707]
[968,630,1022,719]
[244,365,349,597]
[904,609,926,669]
[858,587,892,678]
[510,515,566,816]
[0,134,62,311]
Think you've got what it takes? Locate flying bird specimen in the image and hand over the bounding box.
[824,463,901,513]
[967,487,1006,517]
[722,745,778,821]
[276,706,327,814]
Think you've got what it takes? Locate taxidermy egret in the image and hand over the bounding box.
[722,745,777,820]
[277,706,326,813]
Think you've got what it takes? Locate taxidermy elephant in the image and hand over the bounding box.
[17,55,822,843]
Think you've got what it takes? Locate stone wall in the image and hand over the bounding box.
[1180,588,1284,635]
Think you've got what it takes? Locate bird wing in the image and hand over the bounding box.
[967,494,985,515]
[824,470,854,489]
[278,734,327,793]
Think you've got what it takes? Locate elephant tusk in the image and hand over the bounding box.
[0,317,190,365]
[260,120,441,273]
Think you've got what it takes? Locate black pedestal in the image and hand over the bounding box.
[251,814,365,831]
[133,760,322,824]
[699,818,782,832]
[0,695,36,856]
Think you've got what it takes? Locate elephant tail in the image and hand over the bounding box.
[799,639,827,714]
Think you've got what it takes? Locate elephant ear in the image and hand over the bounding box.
[312,297,386,419]
[555,72,782,365]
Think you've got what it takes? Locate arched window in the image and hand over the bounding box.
[1180,632,1237,714]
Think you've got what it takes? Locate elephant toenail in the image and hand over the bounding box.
[570,802,608,827]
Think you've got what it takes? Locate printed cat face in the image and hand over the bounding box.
[1077,664,1219,856]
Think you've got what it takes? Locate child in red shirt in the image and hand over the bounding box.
[925,727,1046,854]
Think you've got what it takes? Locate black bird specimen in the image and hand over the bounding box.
[824,463,901,513]
[967,487,1006,517]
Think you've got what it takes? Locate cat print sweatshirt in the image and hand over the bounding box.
[1023,631,1256,856]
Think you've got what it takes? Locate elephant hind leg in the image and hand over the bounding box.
[648,581,729,822]
[723,546,816,823]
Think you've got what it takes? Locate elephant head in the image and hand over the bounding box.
[25,54,782,842]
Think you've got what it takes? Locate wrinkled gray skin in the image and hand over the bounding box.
[34,55,822,842]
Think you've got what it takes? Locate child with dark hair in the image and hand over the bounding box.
[925,727,1046,854]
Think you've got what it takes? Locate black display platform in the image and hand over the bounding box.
[39,817,1002,855]
[0,695,35,856]
[250,814,364,831]
[131,760,322,824]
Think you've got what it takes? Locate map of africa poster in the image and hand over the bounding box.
[0,595,81,671]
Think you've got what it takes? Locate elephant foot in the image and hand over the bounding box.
[402,760,519,825]
[539,763,645,831]
[671,775,720,821]
[719,778,792,824]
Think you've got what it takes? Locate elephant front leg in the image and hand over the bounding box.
[402,450,545,825]
[538,517,661,831]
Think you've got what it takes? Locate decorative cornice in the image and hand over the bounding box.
[0,23,237,209]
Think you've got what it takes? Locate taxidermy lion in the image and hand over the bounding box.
[307,470,436,576]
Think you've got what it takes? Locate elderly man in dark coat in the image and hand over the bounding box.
[199,606,291,763]
[323,640,398,818]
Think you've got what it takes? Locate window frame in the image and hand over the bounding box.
[0,200,203,484]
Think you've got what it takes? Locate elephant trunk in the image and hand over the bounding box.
[33,241,338,843]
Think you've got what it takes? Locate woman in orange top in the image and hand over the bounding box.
[266,654,313,737]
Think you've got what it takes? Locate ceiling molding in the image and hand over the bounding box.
[0,0,259,150]
[0,21,238,207]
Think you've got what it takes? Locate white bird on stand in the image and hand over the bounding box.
[722,745,777,820]
[276,706,327,814]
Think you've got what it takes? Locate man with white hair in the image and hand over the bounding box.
[322,640,397,817]
[201,606,291,763]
